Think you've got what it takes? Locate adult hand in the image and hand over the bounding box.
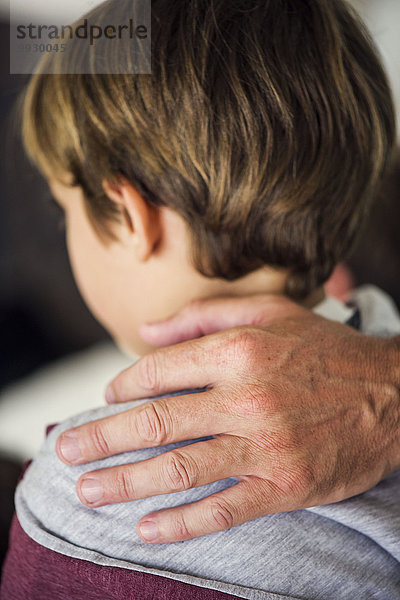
[56,294,400,544]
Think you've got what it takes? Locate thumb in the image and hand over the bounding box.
[139,293,307,346]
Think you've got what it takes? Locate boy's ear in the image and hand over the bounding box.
[102,178,161,261]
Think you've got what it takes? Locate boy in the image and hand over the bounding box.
[2,0,400,598]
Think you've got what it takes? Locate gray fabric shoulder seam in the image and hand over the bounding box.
[15,488,297,600]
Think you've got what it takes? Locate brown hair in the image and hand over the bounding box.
[22,0,396,299]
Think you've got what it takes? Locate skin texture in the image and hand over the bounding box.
[56,294,400,544]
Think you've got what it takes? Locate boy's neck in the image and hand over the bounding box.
[198,266,325,311]
[301,286,326,309]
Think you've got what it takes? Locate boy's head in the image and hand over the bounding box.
[22,0,396,355]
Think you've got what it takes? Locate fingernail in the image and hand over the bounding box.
[139,520,159,542]
[59,433,82,463]
[105,384,115,404]
[80,478,104,504]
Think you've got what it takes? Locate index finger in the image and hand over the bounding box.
[106,331,235,404]
[56,389,235,465]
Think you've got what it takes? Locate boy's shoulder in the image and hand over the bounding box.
[11,284,400,599]
[15,407,400,599]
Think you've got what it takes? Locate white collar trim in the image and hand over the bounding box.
[312,296,355,324]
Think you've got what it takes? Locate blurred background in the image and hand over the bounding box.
[0,0,399,568]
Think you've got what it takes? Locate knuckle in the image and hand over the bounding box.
[252,419,296,453]
[226,328,263,372]
[238,387,267,417]
[171,509,192,540]
[279,457,316,500]
[90,423,111,457]
[296,460,318,495]
[136,353,160,395]
[207,499,235,531]
[135,401,170,445]
[228,379,271,419]
[163,451,197,492]
[114,469,135,502]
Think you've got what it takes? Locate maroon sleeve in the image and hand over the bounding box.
[0,514,239,600]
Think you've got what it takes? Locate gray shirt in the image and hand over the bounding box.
[15,286,400,600]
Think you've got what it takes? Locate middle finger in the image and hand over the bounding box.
[76,434,254,507]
